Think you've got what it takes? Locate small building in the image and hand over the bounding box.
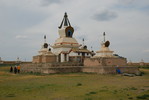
[69,45,92,63]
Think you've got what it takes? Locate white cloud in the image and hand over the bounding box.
[93,9,118,21]
[15,35,27,39]
[40,0,61,6]
[143,50,149,53]
[118,0,135,5]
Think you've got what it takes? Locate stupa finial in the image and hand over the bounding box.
[44,35,46,43]
[82,38,84,46]
[58,12,71,29]
[103,32,106,42]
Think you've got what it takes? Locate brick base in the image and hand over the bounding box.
[21,63,140,74]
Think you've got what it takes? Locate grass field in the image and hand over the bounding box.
[0,67,149,100]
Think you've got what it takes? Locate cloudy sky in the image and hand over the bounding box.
[0,0,149,62]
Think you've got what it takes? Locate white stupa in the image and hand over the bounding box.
[32,35,56,63]
[38,35,54,56]
[93,32,115,58]
[52,12,80,62]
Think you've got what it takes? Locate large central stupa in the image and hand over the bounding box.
[52,12,91,62]
[52,13,80,49]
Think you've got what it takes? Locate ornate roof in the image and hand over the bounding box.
[70,48,91,53]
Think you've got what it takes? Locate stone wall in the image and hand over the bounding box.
[33,56,42,63]
[84,57,127,67]
[84,58,102,67]
[21,63,83,74]
[42,55,57,63]
[83,58,139,74]
[104,58,127,66]
[118,67,140,74]
[82,66,114,74]
[32,55,57,63]
[21,62,140,75]
[82,66,140,74]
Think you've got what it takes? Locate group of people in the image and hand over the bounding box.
[10,65,21,74]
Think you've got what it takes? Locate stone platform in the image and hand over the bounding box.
[21,63,83,74]
[21,63,140,75]
[82,66,140,74]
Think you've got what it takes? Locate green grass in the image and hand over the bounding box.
[0,67,149,100]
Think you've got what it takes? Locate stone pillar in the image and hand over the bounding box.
[56,55,59,62]
[61,53,64,62]
[66,54,69,62]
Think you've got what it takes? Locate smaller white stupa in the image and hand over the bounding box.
[32,35,56,63]
[93,32,115,58]
[38,35,54,56]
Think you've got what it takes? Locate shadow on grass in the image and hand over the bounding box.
[5,94,16,97]
[86,91,97,95]
[136,94,149,99]
[76,83,82,86]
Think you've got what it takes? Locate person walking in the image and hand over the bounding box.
[17,65,20,73]
[14,67,17,74]
[10,66,13,73]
